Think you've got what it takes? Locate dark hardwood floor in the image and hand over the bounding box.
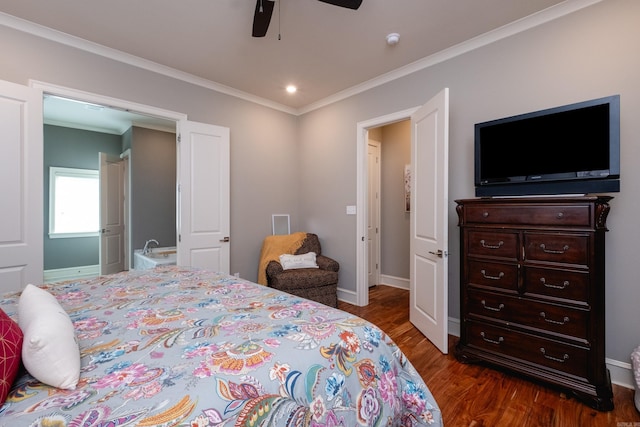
[338,285,640,427]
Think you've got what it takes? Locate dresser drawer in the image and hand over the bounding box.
[524,233,589,266]
[524,266,590,304]
[467,230,519,260]
[467,289,589,341]
[468,260,518,292]
[464,204,592,226]
[466,321,589,379]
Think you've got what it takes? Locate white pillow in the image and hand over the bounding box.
[279,252,319,270]
[18,284,80,390]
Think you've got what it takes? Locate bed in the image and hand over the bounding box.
[0,266,442,426]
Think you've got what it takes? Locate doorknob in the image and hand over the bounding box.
[220,237,230,242]
[429,249,444,258]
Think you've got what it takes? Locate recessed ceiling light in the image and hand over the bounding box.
[286,85,297,94]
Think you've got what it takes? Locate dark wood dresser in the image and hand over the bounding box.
[454,196,613,411]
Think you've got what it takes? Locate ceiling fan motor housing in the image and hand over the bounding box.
[252,0,362,37]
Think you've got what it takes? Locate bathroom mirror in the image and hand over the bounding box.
[272,214,290,235]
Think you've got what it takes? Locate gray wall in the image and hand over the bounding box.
[43,125,122,269]
[380,121,411,279]
[2,0,639,366]
[129,126,177,252]
[368,121,411,281]
[0,19,299,282]
[297,0,640,366]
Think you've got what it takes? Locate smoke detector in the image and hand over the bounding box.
[386,33,400,46]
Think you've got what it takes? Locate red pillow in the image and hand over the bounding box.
[0,308,23,403]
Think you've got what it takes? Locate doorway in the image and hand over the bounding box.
[356,89,450,354]
[1,79,231,288]
[367,121,412,291]
[356,108,419,306]
[38,84,181,281]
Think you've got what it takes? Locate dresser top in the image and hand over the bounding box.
[455,195,613,205]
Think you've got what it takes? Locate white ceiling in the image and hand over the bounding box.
[1,0,588,132]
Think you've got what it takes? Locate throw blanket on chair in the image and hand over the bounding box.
[257,232,307,285]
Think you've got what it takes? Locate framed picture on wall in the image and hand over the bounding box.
[404,164,411,212]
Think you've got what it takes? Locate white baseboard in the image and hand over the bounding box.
[606,357,636,389]
[337,287,357,305]
[337,275,409,305]
[43,265,100,283]
[379,274,410,290]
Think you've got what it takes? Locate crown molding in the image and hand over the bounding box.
[1,0,601,117]
[0,11,297,115]
[298,0,602,115]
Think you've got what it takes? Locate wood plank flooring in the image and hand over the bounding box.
[338,285,640,427]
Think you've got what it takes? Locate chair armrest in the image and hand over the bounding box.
[266,260,284,280]
[317,255,339,272]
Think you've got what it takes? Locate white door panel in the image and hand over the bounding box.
[99,153,125,275]
[178,120,230,273]
[367,141,381,288]
[0,80,43,292]
[410,88,449,354]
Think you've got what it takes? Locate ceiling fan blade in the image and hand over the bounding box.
[317,0,362,10]
[252,0,275,37]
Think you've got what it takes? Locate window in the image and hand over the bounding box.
[49,167,99,238]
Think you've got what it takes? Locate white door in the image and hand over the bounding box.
[367,141,381,288]
[409,88,450,354]
[177,120,230,273]
[0,80,43,293]
[99,153,125,275]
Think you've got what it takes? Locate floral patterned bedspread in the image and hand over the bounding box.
[0,266,442,426]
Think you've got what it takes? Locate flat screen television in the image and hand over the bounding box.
[474,95,620,197]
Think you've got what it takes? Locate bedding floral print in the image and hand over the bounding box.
[0,266,442,426]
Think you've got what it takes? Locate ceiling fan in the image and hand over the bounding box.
[252,0,363,37]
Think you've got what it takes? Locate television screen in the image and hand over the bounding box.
[474,95,620,197]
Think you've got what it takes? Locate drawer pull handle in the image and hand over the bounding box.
[482,211,489,217]
[480,239,504,249]
[540,311,570,325]
[480,332,504,345]
[540,347,569,363]
[556,212,564,219]
[539,243,569,254]
[481,270,504,280]
[481,300,505,312]
[540,278,570,290]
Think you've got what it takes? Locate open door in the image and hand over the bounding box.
[409,88,450,354]
[99,153,125,275]
[177,120,230,273]
[367,141,381,288]
[0,80,43,292]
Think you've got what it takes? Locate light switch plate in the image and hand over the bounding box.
[346,205,356,215]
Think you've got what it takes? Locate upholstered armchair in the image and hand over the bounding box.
[263,233,339,307]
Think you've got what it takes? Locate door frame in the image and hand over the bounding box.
[30,80,187,271]
[356,107,419,306]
